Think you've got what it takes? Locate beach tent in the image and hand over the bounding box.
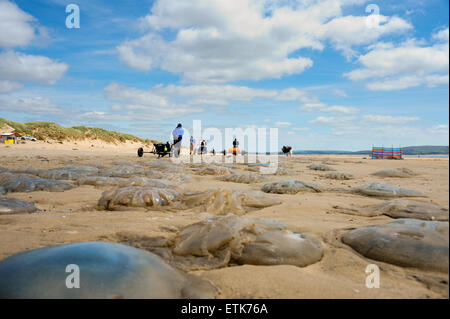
[371,146,402,159]
[0,132,22,144]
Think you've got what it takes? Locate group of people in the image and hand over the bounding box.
[189,136,208,155]
[171,123,291,157]
[171,123,212,157]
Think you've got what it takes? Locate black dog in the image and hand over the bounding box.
[282,146,292,157]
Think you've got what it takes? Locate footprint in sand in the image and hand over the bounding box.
[372,168,418,178]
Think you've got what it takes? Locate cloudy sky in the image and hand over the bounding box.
[0,0,448,151]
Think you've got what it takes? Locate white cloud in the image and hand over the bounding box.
[333,89,347,97]
[117,33,166,71]
[0,96,65,114]
[322,105,360,114]
[307,114,445,147]
[345,28,449,90]
[153,83,278,105]
[0,2,67,89]
[0,0,36,48]
[433,27,449,42]
[91,82,327,122]
[309,116,356,124]
[367,74,449,91]
[117,0,411,82]
[106,82,313,108]
[274,121,292,127]
[0,51,69,85]
[300,102,359,114]
[0,80,23,94]
[346,42,448,80]
[428,124,449,135]
[300,102,327,112]
[362,114,420,124]
[321,15,412,59]
[103,82,204,120]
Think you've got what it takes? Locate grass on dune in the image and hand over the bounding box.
[0,118,158,145]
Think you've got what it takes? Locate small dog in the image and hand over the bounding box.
[282,146,292,157]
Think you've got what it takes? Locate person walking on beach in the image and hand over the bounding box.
[190,136,195,155]
[199,139,206,155]
[172,123,184,158]
[232,138,239,155]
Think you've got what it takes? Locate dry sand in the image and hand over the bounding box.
[0,140,448,299]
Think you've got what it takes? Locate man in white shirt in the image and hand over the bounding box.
[172,123,184,157]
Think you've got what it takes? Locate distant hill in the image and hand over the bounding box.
[292,150,360,155]
[0,118,158,145]
[290,145,449,155]
[400,145,449,155]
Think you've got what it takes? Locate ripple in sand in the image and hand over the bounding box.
[342,219,449,272]
[0,172,75,193]
[321,159,339,165]
[143,161,184,173]
[271,167,291,175]
[145,169,194,183]
[245,163,288,175]
[100,165,146,178]
[219,172,268,184]
[192,165,232,176]
[372,168,418,178]
[0,196,38,214]
[0,241,216,298]
[308,164,335,171]
[261,180,324,194]
[98,186,180,210]
[321,172,353,180]
[180,188,281,215]
[351,182,426,198]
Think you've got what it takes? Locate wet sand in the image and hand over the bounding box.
[0,141,448,298]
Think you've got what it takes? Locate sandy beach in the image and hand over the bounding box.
[0,140,448,299]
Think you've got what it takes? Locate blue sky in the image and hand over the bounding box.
[0,0,448,151]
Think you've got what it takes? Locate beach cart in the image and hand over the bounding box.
[138,143,172,158]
